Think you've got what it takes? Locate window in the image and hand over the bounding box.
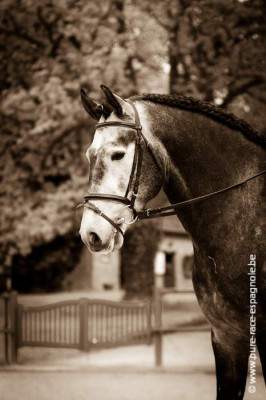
[165,252,175,287]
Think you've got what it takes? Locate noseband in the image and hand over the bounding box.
[78,100,266,237]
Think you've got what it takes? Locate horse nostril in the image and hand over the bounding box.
[88,232,101,247]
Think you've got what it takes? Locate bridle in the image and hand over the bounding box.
[77,99,266,236]
[77,99,156,235]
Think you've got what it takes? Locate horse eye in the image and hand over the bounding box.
[111,152,125,161]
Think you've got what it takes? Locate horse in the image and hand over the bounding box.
[78,84,266,399]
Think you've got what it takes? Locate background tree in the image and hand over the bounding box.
[136,0,266,131]
[0,0,133,290]
[121,220,161,298]
[1,0,265,294]
[0,0,165,293]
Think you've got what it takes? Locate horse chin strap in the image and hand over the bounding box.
[78,98,266,237]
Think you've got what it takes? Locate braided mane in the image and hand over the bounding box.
[131,93,265,147]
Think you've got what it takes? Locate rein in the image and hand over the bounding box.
[137,169,266,219]
[78,99,266,235]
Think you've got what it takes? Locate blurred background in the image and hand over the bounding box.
[0,0,265,298]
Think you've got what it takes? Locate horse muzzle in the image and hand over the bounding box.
[79,205,128,253]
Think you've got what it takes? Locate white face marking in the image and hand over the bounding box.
[89,130,104,153]
[88,128,135,196]
[103,141,135,194]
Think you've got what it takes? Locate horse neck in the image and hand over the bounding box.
[142,101,264,246]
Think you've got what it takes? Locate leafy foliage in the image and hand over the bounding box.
[0,0,134,285]
[12,234,83,293]
[136,0,266,131]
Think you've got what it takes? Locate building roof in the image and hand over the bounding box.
[147,190,187,235]
[161,215,187,234]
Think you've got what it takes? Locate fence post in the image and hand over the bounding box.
[146,300,152,345]
[79,298,88,352]
[9,291,18,363]
[154,287,163,367]
[16,303,23,349]
[3,294,9,364]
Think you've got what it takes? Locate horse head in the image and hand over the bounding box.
[79,85,162,253]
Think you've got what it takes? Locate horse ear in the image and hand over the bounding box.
[80,88,103,120]
[100,85,124,117]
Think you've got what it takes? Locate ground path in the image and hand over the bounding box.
[1,370,265,400]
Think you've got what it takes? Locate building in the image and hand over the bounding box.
[156,217,194,291]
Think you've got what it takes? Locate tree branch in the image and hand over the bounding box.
[246,89,266,104]
[222,76,264,108]
[40,122,89,170]
[36,7,63,57]
[0,27,45,48]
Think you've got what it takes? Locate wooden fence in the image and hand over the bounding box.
[0,292,152,364]
[1,289,209,367]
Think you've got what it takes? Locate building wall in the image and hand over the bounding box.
[92,251,120,291]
